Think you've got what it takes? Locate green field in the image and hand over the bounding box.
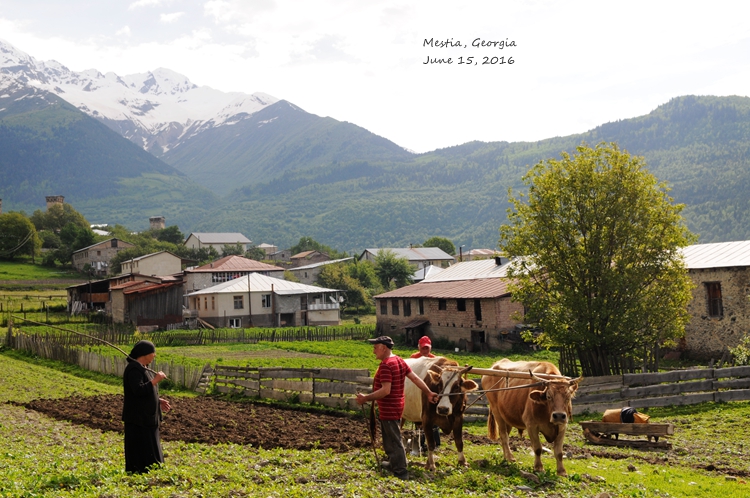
[1,343,749,497]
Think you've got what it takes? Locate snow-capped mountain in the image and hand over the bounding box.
[0,39,277,155]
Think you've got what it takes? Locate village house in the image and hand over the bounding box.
[257,243,278,256]
[360,247,455,269]
[374,257,524,352]
[182,255,285,294]
[288,257,354,285]
[71,238,135,276]
[682,240,750,359]
[67,273,183,329]
[290,250,331,268]
[119,251,183,276]
[187,273,341,328]
[269,249,293,263]
[184,232,252,252]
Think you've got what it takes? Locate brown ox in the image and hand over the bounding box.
[482,359,581,476]
[404,357,478,470]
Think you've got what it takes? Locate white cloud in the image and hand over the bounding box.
[116,26,131,37]
[160,12,185,24]
[128,0,168,10]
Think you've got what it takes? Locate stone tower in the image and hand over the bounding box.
[46,195,65,210]
[149,216,166,230]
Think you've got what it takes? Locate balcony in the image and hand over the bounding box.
[308,302,340,311]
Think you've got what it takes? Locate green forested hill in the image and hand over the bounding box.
[200,95,750,250]
[0,83,220,231]
[160,100,414,195]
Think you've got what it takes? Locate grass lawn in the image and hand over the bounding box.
[0,259,84,285]
[2,344,750,497]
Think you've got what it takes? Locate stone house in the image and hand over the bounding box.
[682,240,750,359]
[374,257,524,351]
[360,247,455,269]
[119,251,183,276]
[71,238,135,276]
[184,232,252,252]
[186,273,341,328]
[288,257,354,285]
[290,250,331,268]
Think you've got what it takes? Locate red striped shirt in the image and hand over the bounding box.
[374,355,411,421]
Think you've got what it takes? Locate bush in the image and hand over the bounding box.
[730,335,750,366]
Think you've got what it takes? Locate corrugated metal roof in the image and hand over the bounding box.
[186,233,252,244]
[424,259,510,282]
[188,255,283,272]
[681,240,750,269]
[375,278,511,299]
[363,248,455,261]
[411,265,444,281]
[187,273,339,296]
[292,257,354,271]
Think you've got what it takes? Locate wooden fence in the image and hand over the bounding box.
[212,366,372,411]
[5,329,210,391]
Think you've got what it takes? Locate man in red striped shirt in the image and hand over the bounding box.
[356,336,438,480]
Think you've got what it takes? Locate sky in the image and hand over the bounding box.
[1,0,750,153]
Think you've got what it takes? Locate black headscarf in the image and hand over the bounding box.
[128,340,156,362]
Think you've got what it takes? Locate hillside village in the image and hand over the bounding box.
[3,194,746,366]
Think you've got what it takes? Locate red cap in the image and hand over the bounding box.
[418,336,432,347]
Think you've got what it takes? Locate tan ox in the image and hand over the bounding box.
[404,357,478,470]
[482,359,581,476]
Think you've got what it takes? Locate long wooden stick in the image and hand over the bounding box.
[10,315,160,375]
[467,367,571,380]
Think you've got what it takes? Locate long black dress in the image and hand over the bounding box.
[122,359,163,473]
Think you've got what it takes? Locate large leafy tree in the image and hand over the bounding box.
[500,143,696,376]
[30,203,89,232]
[316,263,370,311]
[0,213,41,261]
[423,236,456,256]
[374,249,414,289]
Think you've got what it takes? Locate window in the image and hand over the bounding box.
[706,282,723,317]
[262,294,272,308]
[233,295,244,309]
[438,299,447,310]
[418,299,424,315]
[211,296,215,310]
[97,251,101,256]
[204,297,208,310]
[457,299,466,311]
[380,300,388,315]
[195,297,200,310]
[474,299,482,321]
[391,299,400,315]
[229,318,242,328]
[403,299,412,317]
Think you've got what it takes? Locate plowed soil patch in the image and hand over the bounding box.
[17,394,370,452]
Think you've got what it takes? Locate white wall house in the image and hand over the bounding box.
[184,232,252,252]
[187,273,341,328]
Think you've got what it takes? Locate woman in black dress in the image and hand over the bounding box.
[122,340,171,473]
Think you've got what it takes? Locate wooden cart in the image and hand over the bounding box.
[580,421,674,449]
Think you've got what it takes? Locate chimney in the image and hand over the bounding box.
[45,195,64,210]
[494,256,508,266]
[149,216,166,230]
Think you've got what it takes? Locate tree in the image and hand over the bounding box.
[245,246,268,261]
[156,226,184,245]
[30,203,89,232]
[374,249,414,289]
[499,143,696,376]
[221,243,245,257]
[423,236,456,256]
[317,263,369,311]
[0,213,41,261]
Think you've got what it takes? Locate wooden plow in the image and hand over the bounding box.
[579,421,674,449]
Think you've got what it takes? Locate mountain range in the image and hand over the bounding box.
[1,39,750,252]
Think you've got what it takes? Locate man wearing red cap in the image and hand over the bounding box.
[411,335,436,358]
[410,335,440,452]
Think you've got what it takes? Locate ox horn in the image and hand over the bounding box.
[459,365,473,375]
[529,370,548,383]
[568,375,583,385]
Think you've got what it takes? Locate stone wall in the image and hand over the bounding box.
[684,267,750,359]
[376,296,524,351]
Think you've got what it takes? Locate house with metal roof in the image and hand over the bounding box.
[359,247,455,269]
[71,238,135,276]
[374,256,523,352]
[183,255,285,293]
[119,251,183,277]
[184,232,252,252]
[288,257,354,285]
[681,240,750,359]
[187,273,342,328]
